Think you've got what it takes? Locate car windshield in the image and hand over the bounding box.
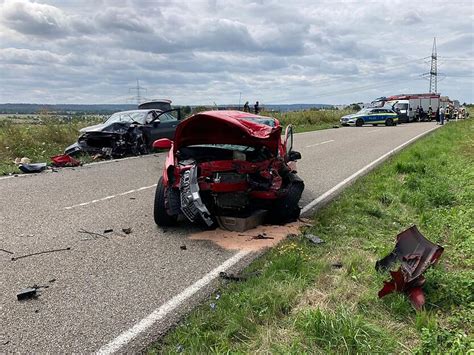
[105,111,147,124]
[395,103,409,110]
[356,108,371,114]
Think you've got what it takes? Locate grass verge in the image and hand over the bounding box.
[271,108,352,133]
[151,118,473,354]
[0,116,101,175]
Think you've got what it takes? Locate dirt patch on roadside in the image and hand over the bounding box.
[189,222,304,251]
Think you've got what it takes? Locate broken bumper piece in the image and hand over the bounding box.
[376,225,444,309]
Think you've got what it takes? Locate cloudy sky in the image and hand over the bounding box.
[0,0,473,105]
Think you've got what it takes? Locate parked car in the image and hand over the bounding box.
[340,108,398,127]
[65,109,180,158]
[152,110,304,228]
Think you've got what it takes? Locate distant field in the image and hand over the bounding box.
[0,116,102,175]
[0,109,351,175]
[271,108,354,132]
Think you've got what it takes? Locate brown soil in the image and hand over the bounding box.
[188,222,304,251]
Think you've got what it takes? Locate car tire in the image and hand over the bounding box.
[385,118,394,126]
[154,176,178,226]
[355,118,364,127]
[268,175,304,224]
[372,124,378,126]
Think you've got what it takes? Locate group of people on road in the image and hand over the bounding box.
[243,101,260,114]
[412,105,468,125]
[435,106,469,125]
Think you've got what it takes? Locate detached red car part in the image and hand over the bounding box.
[152,110,304,228]
[376,225,444,309]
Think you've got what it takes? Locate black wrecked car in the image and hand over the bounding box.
[65,109,179,158]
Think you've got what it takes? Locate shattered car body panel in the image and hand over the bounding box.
[153,111,304,229]
[65,109,179,158]
[376,225,444,309]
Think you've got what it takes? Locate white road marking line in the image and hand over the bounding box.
[306,139,334,148]
[367,129,379,133]
[64,184,157,210]
[301,125,439,214]
[96,250,250,355]
[95,124,439,354]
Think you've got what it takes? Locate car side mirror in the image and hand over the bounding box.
[288,151,301,161]
[153,138,172,150]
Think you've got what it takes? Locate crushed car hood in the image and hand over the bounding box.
[174,111,282,153]
[79,122,130,134]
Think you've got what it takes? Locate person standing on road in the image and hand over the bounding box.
[419,106,424,121]
[439,106,445,125]
[243,101,250,112]
[415,106,420,121]
[254,101,260,114]
[428,106,433,121]
[445,106,450,122]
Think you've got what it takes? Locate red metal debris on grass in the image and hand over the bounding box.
[376,225,444,309]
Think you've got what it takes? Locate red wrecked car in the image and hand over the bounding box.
[152,110,304,229]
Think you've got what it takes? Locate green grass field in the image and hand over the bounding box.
[0,116,101,175]
[151,118,473,354]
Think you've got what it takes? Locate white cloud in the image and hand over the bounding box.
[0,0,472,104]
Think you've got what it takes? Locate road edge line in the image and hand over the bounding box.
[96,250,250,355]
[301,125,439,214]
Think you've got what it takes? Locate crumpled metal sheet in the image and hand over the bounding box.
[376,225,444,309]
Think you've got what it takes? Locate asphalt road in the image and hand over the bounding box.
[0,122,438,353]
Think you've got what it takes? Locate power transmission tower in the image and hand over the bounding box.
[428,37,437,93]
[129,79,147,105]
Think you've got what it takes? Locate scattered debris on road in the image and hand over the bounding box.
[11,247,71,261]
[190,222,303,251]
[16,284,50,301]
[103,229,114,234]
[78,229,108,240]
[17,287,38,301]
[180,245,187,250]
[18,163,47,174]
[304,234,325,244]
[0,248,14,255]
[122,228,132,234]
[14,157,31,165]
[51,154,81,167]
[376,225,444,309]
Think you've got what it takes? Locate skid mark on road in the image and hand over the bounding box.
[306,139,334,148]
[64,184,157,210]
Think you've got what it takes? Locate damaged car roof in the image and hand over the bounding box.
[174,111,282,153]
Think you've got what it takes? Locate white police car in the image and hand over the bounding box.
[340,108,398,127]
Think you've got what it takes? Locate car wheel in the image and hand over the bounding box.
[268,175,304,224]
[154,176,178,226]
[385,118,394,126]
[372,124,378,126]
[137,137,149,155]
[355,118,364,127]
